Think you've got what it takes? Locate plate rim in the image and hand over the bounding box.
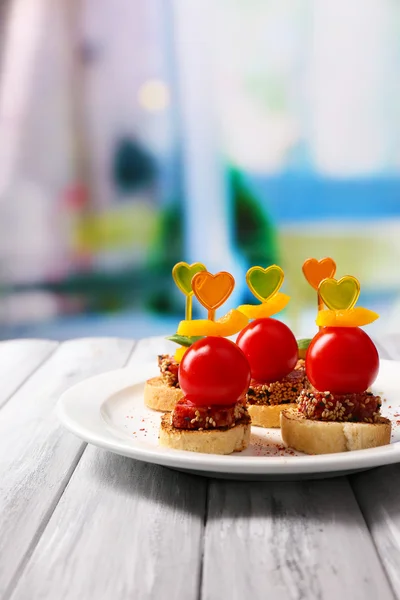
[57,359,400,475]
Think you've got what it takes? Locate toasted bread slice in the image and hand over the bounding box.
[144,376,183,412]
[248,403,297,428]
[281,408,391,455]
[159,413,251,454]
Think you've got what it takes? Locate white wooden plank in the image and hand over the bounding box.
[0,340,57,408]
[352,465,400,598]
[202,479,394,600]
[11,449,207,600]
[125,335,179,371]
[0,338,134,599]
[349,334,400,597]
[10,337,206,600]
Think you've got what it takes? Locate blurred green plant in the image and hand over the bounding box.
[112,137,155,193]
[147,168,278,311]
[230,168,277,268]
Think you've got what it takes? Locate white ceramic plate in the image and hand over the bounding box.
[58,357,400,480]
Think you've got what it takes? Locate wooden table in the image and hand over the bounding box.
[1,336,400,600]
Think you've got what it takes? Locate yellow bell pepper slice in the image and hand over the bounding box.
[316,307,379,327]
[237,293,290,319]
[174,346,187,363]
[177,309,248,337]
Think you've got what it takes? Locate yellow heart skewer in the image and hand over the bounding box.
[319,276,360,311]
[246,265,284,302]
[238,265,288,319]
[172,261,206,321]
[315,274,379,328]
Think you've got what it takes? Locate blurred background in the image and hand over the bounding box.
[1,0,400,340]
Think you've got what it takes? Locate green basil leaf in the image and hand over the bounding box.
[297,338,312,350]
[166,334,204,347]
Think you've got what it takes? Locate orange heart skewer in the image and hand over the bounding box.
[192,271,235,321]
[302,257,336,330]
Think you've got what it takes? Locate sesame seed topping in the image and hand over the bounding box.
[298,389,382,423]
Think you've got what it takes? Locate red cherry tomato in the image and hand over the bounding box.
[236,318,298,383]
[306,327,379,394]
[179,337,251,406]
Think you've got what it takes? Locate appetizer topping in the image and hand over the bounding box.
[172,399,249,430]
[166,334,204,347]
[316,307,379,328]
[237,293,290,320]
[238,264,289,319]
[236,317,298,383]
[165,335,206,365]
[319,275,360,311]
[297,338,311,360]
[174,346,187,364]
[314,273,379,328]
[158,355,180,388]
[306,327,379,394]
[247,360,308,406]
[177,308,248,337]
[179,337,251,407]
[298,389,382,423]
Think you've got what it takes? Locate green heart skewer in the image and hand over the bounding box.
[172,262,207,321]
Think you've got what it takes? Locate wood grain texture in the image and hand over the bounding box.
[349,335,400,597]
[10,338,207,600]
[125,335,177,371]
[11,449,207,600]
[0,338,134,599]
[2,334,399,600]
[202,478,394,600]
[0,340,57,408]
[352,465,400,597]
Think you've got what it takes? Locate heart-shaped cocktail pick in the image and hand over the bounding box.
[192,271,235,320]
[319,276,360,311]
[246,265,284,302]
[172,261,206,320]
[302,257,336,290]
[303,257,337,329]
